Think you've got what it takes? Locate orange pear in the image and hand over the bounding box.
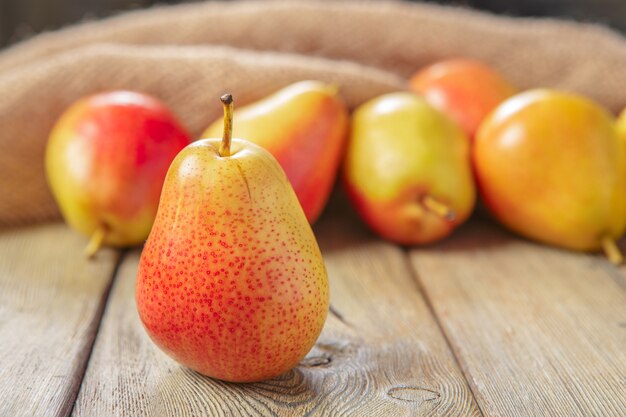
[474,89,626,263]
[410,59,516,141]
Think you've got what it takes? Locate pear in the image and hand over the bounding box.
[45,91,191,257]
[409,59,516,141]
[474,89,626,263]
[203,81,349,224]
[344,92,475,244]
[136,94,329,382]
[617,108,626,141]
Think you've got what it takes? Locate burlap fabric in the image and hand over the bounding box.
[1,0,625,226]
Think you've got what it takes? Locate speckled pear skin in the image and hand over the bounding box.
[136,138,329,382]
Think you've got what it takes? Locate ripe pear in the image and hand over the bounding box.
[344,92,475,244]
[410,59,516,141]
[474,89,626,263]
[45,91,191,256]
[203,81,349,224]
[617,108,626,140]
[136,95,329,382]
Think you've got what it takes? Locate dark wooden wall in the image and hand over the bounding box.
[0,0,624,48]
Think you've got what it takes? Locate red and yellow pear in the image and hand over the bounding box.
[137,95,329,382]
[344,92,475,245]
[410,59,516,141]
[203,81,348,224]
[45,91,191,256]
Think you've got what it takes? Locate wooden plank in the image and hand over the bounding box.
[0,223,119,417]
[409,218,626,417]
[73,198,481,416]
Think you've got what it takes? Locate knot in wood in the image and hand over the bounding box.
[300,355,332,367]
[387,386,440,404]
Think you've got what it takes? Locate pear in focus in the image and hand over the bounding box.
[474,89,626,263]
[137,95,329,382]
[344,92,475,244]
[203,81,349,224]
[45,91,191,256]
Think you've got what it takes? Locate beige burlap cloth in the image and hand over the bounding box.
[1,0,625,226]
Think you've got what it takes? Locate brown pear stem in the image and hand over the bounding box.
[601,235,623,265]
[218,93,234,157]
[421,195,456,222]
[84,225,107,259]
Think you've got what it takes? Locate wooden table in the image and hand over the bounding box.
[1,195,624,416]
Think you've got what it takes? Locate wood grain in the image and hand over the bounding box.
[0,223,119,417]
[410,219,626,417]
[73,199,481,416]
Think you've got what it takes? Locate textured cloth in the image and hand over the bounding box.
[1,0,625,225]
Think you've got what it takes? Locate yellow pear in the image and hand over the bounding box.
[344,92,475,244]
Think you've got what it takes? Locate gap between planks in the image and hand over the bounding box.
[408,217,626,417]
[401,251,487,417]
[0,224,121,417]
[66,250,127,417]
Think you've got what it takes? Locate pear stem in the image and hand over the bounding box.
[84,225,107,259]
[218,93,234,157]
[421,195,456,222]
[601,235,623,265]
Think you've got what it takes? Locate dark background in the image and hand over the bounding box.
[1,0,625,49]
